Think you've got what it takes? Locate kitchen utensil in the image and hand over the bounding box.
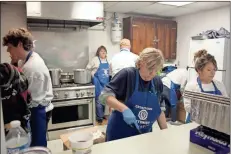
[73,69,91,84]
[18,146,52,154]
[49,68,62,86]
[69,132,93,154]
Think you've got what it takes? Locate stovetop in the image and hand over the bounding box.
[53,83,94,88]
[52,83,95,101]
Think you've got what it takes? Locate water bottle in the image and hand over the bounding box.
[6,120,30,154]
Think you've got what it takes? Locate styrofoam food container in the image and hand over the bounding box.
[68,132,93,154]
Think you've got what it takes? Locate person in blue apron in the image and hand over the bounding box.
[99,48,168,141]
[184,49,228,123]
[3,28,54,147]
[161,68,188,122]
[86,46,109,124]
[19,51,47,147]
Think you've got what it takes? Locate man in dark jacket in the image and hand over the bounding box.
[0,63,31,134]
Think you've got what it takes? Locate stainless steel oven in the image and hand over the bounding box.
[47,84,95,140]
[48,98,94,130]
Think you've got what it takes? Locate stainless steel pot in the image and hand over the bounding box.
[49,68,62,86]
[73,69,91,84]
[60,72,74,83]
[60,72,74,79]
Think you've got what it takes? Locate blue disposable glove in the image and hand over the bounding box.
[122,108,140,131]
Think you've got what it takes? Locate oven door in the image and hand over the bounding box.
[48,98,94,130]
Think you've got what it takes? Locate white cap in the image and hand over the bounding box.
[10,120,21,128]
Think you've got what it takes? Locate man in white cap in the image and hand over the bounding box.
[110,38,139,78]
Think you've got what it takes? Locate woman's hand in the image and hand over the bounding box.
[106,96,139,130]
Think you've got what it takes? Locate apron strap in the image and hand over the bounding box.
[211,81,220,93]
[150,79,156,94]
[25,51,33,63]
[197,77,205,92]
[98,57,108,64]
[135,69,140,91]
[98,57,102,64]
[197,77,220,93]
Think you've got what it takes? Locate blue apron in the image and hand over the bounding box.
[169,81,180,122]
[186,77,222,123]
[30,105,47,147]
[197,77,222,95]
[25,51,47,147]
[92,57,109,121]
[106,69,161,141]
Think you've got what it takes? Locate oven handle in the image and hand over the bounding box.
[53,100,91,107]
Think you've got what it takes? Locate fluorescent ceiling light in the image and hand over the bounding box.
[158,2,194,6]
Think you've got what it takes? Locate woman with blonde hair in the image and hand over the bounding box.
[100,47,167,141]
[184,49,228,122]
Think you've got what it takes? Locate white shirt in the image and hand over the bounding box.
[110,48,139,78]
[86,56,108,77]
[19,52,54,111]
[184,79,228,113]
[162,68,188,89]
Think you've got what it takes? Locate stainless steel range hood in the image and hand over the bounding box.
[26,2,104,30]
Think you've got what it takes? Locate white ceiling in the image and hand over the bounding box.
[3,1,230,18]
[104,2,230,17]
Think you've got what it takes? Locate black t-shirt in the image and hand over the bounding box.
[101,67,163,104]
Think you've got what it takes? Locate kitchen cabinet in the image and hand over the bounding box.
[123,16,177,60]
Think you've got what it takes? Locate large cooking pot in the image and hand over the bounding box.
[49,68,62,86]
[60,72,74,83]
[73,69,91,84]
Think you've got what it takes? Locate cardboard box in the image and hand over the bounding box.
[60,126,106,150]
[190,126,230,154]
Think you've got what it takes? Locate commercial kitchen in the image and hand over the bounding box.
[0,1,230,154]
